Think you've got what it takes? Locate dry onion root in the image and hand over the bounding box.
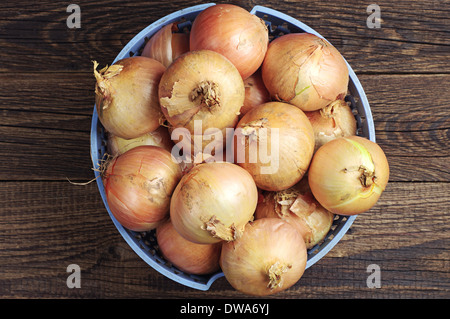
[255,179,334,249]
[308,136,389,215]
[220,218,307,296]
[262,33,349,112]
[234,101,315,191]
[94,57,166,139]
[169,162,258,244]
[305,99,357,152]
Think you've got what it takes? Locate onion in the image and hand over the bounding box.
[240,69,271,117]
[156,219,221,275]
[190,4,269,80]
[262,33,349,112]
[159,50,245,140]
[94,57,166,139]
[234,101,315,191]
[107,126,173,156]
[170,162,258,244]
[141,22,190,68]
[305,99,357,152]
[255,180,334,249]
[103,145,182,231]
[308,136,389,215]
[220,218,307,296]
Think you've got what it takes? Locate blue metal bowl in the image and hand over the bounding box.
[90,3,374,291]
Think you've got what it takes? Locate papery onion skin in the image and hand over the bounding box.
[170,162,258,244]
[234,101,315,191]
[190,4,269,80]
[159,50,245,137]
[107,126,173,156]
[240,69,271,117]
[255,180,334,249]
[308,136,389,215]
[262,33,349,112]
[156,219,221,275]
[141,22,190,68]
[103,145,182,231]
[305,99,357,152]
[94,57,166,139]
[220,218,307,296]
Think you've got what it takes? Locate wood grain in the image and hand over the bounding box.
[0,0,448,73]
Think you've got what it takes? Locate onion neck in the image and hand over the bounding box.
[93,61,123,109]
[274,188,300,218]
[240,118,269,143]
[358,165,375,188]
[320,100,345,119]
[189,80,221,111]
[267,261,292,289]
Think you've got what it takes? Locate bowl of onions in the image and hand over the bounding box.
[90,3,389,295]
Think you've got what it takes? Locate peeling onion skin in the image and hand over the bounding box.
[170,162,258,244]
[305,99,357,152]
[103,145,182,232]
[262,33,349,112]
[156,220,221,275]
[158,50,245,138]
[94,57,166,139]
[220,218,307,296]
[308,136,389,215]
[234,101,315,191]
[141,22,190,68]
[107,126,174,156]
[255,180,334,249]
[190,4,269,80]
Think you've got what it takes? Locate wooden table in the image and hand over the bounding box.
[1,0,448,300]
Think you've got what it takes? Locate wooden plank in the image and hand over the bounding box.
[0,0,448,73]
[0,181,447,298]
[0,126,93,181]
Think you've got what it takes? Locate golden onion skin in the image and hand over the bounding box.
[305,99,357,152]
[308,136,389,215]
[156,220,221,275]
[94,57,166,139]
[141,22,190,68]
[107,126,174,156]
[220,218,307,296]
[190,4,269,80]
[234,101,315,191]
[103,146,182,232]
[158,50,245,137]
[262,33,349,112]
[170,162,258,244]
[255,180,334,249]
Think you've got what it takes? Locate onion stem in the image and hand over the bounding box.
[267,261,292,289]
[189,80,221,110]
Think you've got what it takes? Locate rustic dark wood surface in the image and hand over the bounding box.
[0,0,449,299]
